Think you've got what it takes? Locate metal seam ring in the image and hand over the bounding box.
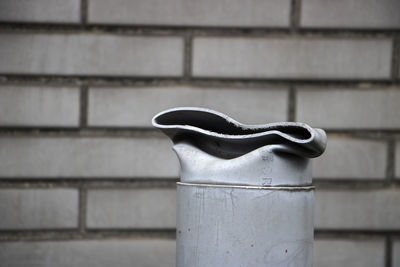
[177,182,315,191]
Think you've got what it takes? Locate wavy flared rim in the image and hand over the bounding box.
[152,107,327,158]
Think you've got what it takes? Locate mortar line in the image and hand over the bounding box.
[78,187,87,233]
[391,37,400,80]
[314,231,398,241]
[0,180,178,190]
[288,86,296,121]
[79,86,89,128]
[314,180,400,190]
[2,127,400,136]
[386,235,393,267]
[290,0,301,32]
[0,229,398,242]
[1,22,399,36]
[0,178,399,190]
[0,128,164,137]
[386,140,396,182]
[183,32,193,80]
[1,75,399,88]
[315,230,400,236]
[80,0,88,25]
[0,229,176,242]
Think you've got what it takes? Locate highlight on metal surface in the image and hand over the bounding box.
[152,107,327,267]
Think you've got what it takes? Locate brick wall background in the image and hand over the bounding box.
[0,0,399,266]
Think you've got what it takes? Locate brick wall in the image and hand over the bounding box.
[0,0,399,266]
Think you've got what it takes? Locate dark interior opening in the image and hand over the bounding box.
[154,110,312,139]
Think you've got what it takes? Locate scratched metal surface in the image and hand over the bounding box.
[173,141,313,186]
[176,183,314,267]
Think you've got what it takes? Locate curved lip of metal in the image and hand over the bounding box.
[152,107,319,144]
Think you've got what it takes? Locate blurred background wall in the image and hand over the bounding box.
[0,0,399,266]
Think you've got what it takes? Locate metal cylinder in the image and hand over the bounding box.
[152,107,326,267]
[177,183,314,267]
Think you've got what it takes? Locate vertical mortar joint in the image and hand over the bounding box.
[386,140,396,183]
[391,37,400,80]
[78,187,87,233]
[81,0,88,25]
[290,0,302,32]
[288,87,297,121]
[183,33,193,81]
[79,86,89,128]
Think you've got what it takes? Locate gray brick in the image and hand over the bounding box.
[0,137,178,178]
[315,189,400,229]
[396,142,400,178]
[301,0,400,29]
[0,0,80,23]
[393,240,400,267]
[0,34,183,76]
[87,189,176,228]
[0,86,80,127]
[314,239,385,267]
[0,240,175,267]
[297,88,400,129]
[192,37,391,79]
[0,189,78,229]
[88,87,288,127]
[89,0,290,27]
[313,137,387,179]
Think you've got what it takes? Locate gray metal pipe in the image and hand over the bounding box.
[153,107,327,267]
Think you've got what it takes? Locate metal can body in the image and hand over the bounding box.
[176,182,314,267]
